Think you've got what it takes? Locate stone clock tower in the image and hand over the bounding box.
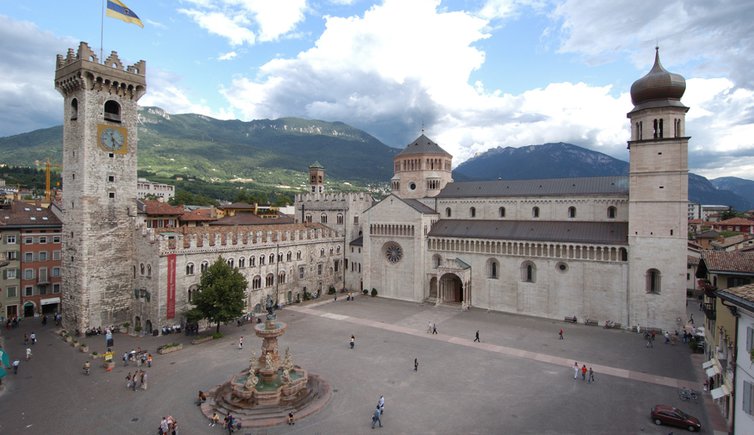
[55,42,146,330]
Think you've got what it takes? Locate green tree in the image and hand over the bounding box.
[192,256,247,333]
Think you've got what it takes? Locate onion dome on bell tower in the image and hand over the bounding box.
[629,47,687,112]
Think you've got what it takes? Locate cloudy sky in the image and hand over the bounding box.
[1,0,753,180]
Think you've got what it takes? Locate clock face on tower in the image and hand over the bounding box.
[96,124,128,154]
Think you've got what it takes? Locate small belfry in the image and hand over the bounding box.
[308,161,325,193]
[55,41,147,331]
[391,134,453,199]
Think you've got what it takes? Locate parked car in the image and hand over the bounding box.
[651,404,701,432]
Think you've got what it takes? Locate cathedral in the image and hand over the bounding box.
[56,42,688,333]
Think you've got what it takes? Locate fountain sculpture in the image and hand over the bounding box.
[201,296,332,427]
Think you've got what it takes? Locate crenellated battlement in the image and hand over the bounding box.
[139,223,342,255]
[295,191,374,204]
[55,41,146,99]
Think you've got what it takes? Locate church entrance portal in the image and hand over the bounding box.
[440,273,463,303]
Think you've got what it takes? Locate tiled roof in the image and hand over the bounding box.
[687,255,700,265]
[428,219,628,245]
[211,213,294,226]
[688,219,704,224]
[220,202,255,210]
[714,217,754,226]
[396,134,452,157]
[436,176,629,199]
[696,230,719,239]
[0,201,61,227]
[718,283,754,310]
[402,198,438,215]
[180,208,217,222]
[701,250,754,274]
[140,200,184,216]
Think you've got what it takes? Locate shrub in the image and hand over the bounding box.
[362,289,369,295]
[303,291,311,301]
[134,325,142,332]
[328,286,336,295]
[212,332,223,340]
[371,288,378,297]
[122,322,130,329]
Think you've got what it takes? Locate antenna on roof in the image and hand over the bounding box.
[421,120,425,134]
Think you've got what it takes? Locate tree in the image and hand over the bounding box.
[192,256,247,333]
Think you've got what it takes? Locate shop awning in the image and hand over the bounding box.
[40,297,61,306]
[702,359,715,369]
[711,385,731,400]
[705,363,721,377]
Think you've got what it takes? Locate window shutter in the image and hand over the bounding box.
[745,381,754,415]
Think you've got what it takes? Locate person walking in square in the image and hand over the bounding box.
[141,370,148,390]
[239,336,244,350]
[25,347,32,360]
[414,358,418,371]
[371,405,383,428]
[581,364,587,381]
[573,362,579,379]
[474,330,480,342]
[378,395,385,414]
[30,332,36,345]
[350,335,355,349]
[588,367,595,383]
[427,321,432,334]
[432,323,438,334]
[559,328,564,340]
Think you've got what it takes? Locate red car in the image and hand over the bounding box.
[651,405,702,432]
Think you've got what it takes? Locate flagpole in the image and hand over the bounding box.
[100,0,105,59]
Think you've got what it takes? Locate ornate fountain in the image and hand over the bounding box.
[201,296,331,427]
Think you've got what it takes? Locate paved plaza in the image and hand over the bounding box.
[0,296,719,434]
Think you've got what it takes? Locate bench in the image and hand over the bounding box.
[564,316,578,323]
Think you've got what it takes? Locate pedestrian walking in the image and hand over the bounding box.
[126,372,133,389]
[573,362,579,379]
[414,358,418,371]
[350,335,355,349]
[13,360,19,374]
[147,353,153,367]
[559,328,564,340]
[378,395,385,414]
[371,405,383,428]
[689,314,694,325]
[427,321,432,334]
[160,417,169,435]
[589,367,595,383]
[30,332,36,345]
[474,330,480,342]
[239,336,244,349]
[581,364,587,381]
[664,331,670,344]
[432,323,438,334]
[288,411,295,425]
[123,352,129,366]
[141,370,148,390]
[25,347,32,360]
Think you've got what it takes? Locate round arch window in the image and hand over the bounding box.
[409,182,417,191]
[556,262,568,273]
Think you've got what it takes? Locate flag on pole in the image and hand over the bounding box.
[106,0,144,28]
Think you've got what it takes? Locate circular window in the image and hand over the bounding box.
[409,182,416,191]
[556,262,568,273]
[384,242,403,264]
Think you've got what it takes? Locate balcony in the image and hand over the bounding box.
[703,303,716,320]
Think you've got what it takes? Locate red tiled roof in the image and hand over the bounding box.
[688,219,703,224]
[180,208,218,222]
[142,200,184,216]
[701,250,754,274]
[713,217,754,226]
[211,212,294,226]
[720,283,754,304]
[0,201,61,227]
[220,202,255,210]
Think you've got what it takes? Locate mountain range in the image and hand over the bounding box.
[0,108,750,210]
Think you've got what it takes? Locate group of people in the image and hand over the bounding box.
[426,321,438,334]
[122,348,152,367]
[158,416,178,435]
[573,362,596,383]
[371,395,386,429]
[125,369,148,391]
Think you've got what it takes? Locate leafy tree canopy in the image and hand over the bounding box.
[192,256,248,333]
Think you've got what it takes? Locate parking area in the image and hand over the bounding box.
[0,296,715,434]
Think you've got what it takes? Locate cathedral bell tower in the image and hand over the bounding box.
[626,47,688,330]
[55,42,146,331]
[309,161,325,193]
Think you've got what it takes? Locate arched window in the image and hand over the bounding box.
[104,100,121,122]
[320,213,328,224]
[252,275,262,290]
[249,256,255,267]
[320,248,325,257]
[201,261,209,273]
[140,263,145,275]
[470,207,476,218]
[532,207,540,218]
[188,284,198,303]
[70,98,78,120]
[286,251,292,261]
[487,259,499,279]
[238,257,245,268]
[446,207,451,217]
[607,206,617,219]
[646,269,661,294]
[265,273,275,287]
[133,265,136,278]
[147,264,152,277]
[278,252,283,262]
[278,271,286,284]
[337,214,344,225]
[305,214,312,223]
[619,248,628,262]
[259,255,265,266]
[432,254,441,268]
[499,207,506,218]
[227,258,234,268]
[521,261,536,283]
[296,251,302,260]
[269,253,275,264]
[568,207,576,219]
[186,263,195,275]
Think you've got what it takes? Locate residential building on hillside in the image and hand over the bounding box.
[712,217,754,234]
[137,178,175,202]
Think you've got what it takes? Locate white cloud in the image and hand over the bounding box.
[141,68,236,119]
[179,9,256,45]
[240,0,307,42]
[218,51,237,61]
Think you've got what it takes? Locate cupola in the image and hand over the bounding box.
[630,47,686,111]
